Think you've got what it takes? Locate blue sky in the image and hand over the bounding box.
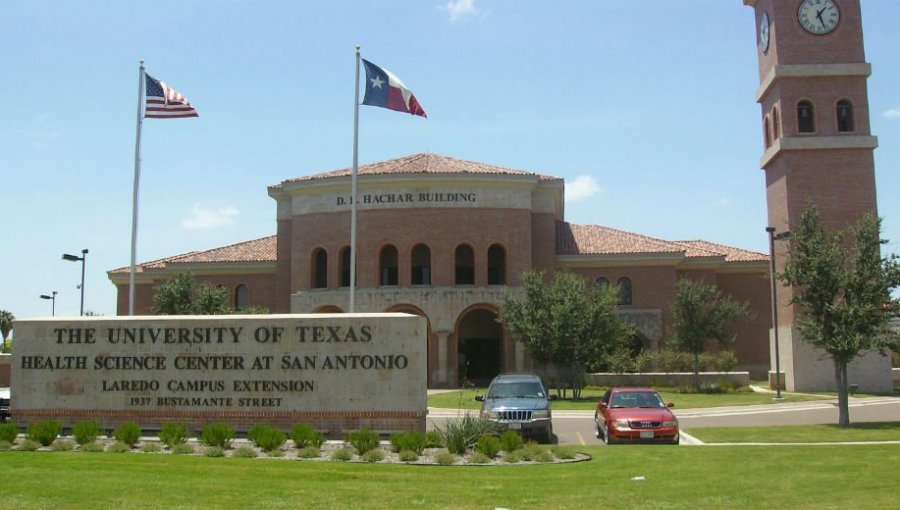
[2,0,898,319]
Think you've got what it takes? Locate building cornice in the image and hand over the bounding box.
[756,63,871,103]
[760,135,878,167]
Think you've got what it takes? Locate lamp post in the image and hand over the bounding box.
[766,227,791,400]
[62,249,88,316]
[40,291,58,316]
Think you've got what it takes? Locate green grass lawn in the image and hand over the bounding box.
[2,445,899,509]
[428,386,830,411]
[686,421,900,444]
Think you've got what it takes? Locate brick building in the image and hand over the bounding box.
[109,153,771,388]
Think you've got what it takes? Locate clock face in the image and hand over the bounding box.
[759,11,771,53]
[798,0,841,35]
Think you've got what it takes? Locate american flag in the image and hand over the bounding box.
[144,73,198,119]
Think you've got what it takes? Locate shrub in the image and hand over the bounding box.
[113,422,142,447]
[82,442,105,453]
[201,422,235,449]
[19,439,41,451]
[27,420,62,447]
[708,350,739,372]
[0,440,12,451]
[534,450,555,463]
[424,430,444,448]
[172,443,195,455]
[348,428,380,455]
[398,449,419,462]
[106,441,131,453]
[503,450,524,463]
[434,452,456,465]
[361,448,385,463]
[520,443,545,462]
[205,446,225,458]
[475,435,501,459]
[248,424,286,452]
[389,431,425,454]
[0,423,19,443]
[437,414,498,455]
[158,422,189,448]
[267,449,285,458]
[51,439,75,451]
[291,423,324,449]
[297,446,320,459]
[72,421,101,446]
[141,443,162,453]
[330,446,354,461]
[499,431,524,452]
[233,446,258,458]
[551,445,576,459]
[657,349,694,373]
[468,452,491,464]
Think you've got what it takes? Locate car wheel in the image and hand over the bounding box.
[594,420,602,439]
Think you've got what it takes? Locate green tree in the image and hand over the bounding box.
[780,204,900,427]
[151,272,244,315]
[0,309,14,352]
[668,278,750,390]
[499,270,633,399]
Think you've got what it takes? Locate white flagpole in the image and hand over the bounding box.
[129,60,145,316]
[349,46,361,313]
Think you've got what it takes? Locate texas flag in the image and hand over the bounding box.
[361,59,427,118]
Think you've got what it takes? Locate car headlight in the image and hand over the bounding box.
[481,410,499,420]
[663,420,678,428]
[613,419,630,430]
[532,409,550,419]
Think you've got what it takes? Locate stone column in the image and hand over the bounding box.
[436,331,451,387]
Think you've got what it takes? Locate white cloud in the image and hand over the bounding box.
[883,108,900,119]
[565,175,603,202]
[181,204,239,229]
[442,0,479,21]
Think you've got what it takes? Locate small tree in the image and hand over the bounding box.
[499,270,633,399]
[780,204,900,427]
[668,278,749,390]
[151,272,238,315]
[0,310,13,353]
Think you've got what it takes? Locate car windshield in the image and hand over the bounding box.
[610,391,665,409]
[487,381,545,399]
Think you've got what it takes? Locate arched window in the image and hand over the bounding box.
[487,244,506,285]
[379,244,398,286]
[616,277,632,306]
[455,244,475,285]
[764,115,771,148]
[411,244,431,285]
[339,246,351,287]
[773,106,780,139]
[797,100,815,133]
[837,99,854,132]
[234,284,248,310]
[311,248,327,289]
[595,277,609,289]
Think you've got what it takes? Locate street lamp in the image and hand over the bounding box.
[766,227,791,400]
[40,291,58,316]
[62,248,88,316]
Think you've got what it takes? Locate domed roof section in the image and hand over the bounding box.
[277,153,562,185]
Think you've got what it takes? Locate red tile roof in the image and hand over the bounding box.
[108,236,276,274]
[276,153,562,185]
[556,222,767,263]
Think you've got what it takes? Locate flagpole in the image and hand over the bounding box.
[129,60,145,316]
[349,46,361,313]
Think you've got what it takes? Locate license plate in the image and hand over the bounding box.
[507,422,522,430]
[640,431,655,439]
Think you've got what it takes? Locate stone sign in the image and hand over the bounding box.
[11,313,427,435]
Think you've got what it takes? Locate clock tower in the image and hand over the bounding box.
[744,0,892,392]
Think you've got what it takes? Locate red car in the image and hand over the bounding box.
[594,387,679,445]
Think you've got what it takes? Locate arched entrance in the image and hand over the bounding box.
[385,304,435,385]
[456,307,503,387]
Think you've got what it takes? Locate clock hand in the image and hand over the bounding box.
[816,8,826,26]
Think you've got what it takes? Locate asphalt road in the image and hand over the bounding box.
[427,396,900,446]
